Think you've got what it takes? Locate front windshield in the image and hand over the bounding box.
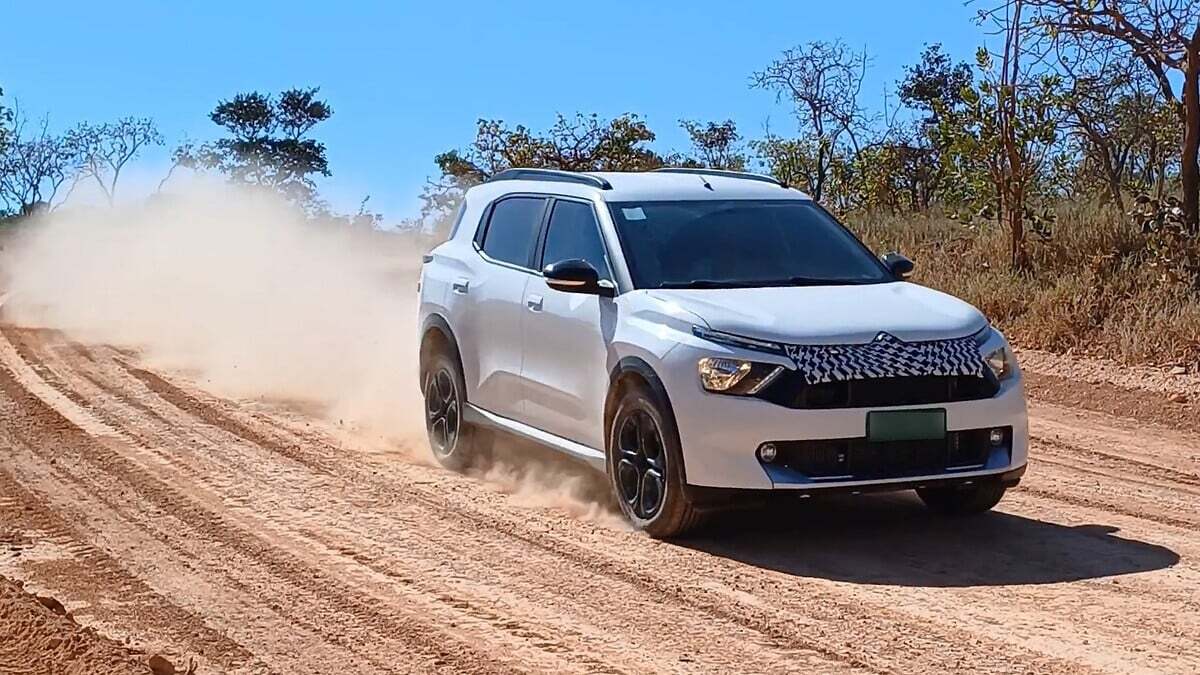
[607,199,893,289]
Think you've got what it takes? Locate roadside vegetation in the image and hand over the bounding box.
[2,0,1198,366]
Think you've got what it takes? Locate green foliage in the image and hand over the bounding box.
[933,49,1066,222]
[436,113,663,183]
[899,43,974,124]
[674,120,747,171]
[177,88,333,207]
[423,113,664,229]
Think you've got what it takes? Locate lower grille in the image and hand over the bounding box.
[771,427,1009,480]
[758,373,998,409]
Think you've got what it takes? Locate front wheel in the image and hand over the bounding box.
[422,351,491,471]
[608,383,702,538]
[917,482,1006,515]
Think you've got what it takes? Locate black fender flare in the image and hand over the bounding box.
[419,314,463,383]
[605,356,687,483]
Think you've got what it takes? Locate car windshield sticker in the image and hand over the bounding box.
[621,207,646,221]
[782,333,986,384]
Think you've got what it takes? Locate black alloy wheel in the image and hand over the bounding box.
[425,367,460,460]
[615,408,668,519]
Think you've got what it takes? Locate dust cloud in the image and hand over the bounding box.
[0,181,620,524]
[1,181,426,443]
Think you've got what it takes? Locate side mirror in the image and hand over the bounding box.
[543,259,615,297]
[881,252,915,279]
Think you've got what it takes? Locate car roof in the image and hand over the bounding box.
[464,169,813,203]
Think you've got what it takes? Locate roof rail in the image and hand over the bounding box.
[487,168,612,190]
[653,167,787,188]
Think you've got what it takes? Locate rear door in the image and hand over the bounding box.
[520,198,615,449]
[456,195,548,421]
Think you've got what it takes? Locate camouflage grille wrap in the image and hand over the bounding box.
[782,332,986,385]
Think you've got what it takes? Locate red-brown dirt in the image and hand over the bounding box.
[1,325,1196,673]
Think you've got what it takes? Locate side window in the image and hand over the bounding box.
[481,197,547,268]
[540,200,612,280]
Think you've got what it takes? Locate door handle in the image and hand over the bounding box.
[526,295,544,312]
[452,278,470,295]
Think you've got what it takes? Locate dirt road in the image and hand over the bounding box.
[1,325,1197,674]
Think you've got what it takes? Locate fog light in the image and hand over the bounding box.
[759,443,778,463]
[989,428,1005,446]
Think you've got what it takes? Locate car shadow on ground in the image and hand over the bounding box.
[677,491,1180,587]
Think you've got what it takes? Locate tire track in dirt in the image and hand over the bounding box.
[4,330,852,674]
[101,356,1097,675]
[0,344,524,674]
[0,462,266,673]
[4,325,1199,673]
[102,343,1188,673]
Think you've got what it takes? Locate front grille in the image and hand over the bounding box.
[772,427,1008,480]
[757,373,998,409]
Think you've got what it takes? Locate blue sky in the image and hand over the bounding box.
[4,1,990,220]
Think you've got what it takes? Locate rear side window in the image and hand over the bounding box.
[541,200,612,280]
[481,197,547,267]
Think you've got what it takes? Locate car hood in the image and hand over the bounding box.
[645,282,986,345]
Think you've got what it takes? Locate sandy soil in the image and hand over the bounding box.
[1,325,1197,674]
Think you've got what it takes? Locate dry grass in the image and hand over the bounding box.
[849,205,1200,368]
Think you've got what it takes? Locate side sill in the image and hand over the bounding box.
[463,403,607,472]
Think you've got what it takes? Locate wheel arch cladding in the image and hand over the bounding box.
[419,314,461,380]
[605,356,687,482]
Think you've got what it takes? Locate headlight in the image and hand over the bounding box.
[698,357,784,394]
[973,325,1015,380]
[984,345,1015,380]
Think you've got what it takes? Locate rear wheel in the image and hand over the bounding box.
[608,383,702,538]
[917,482,1006,515]
[423,350,491,471]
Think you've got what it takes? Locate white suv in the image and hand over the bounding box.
[418,168,1028,537]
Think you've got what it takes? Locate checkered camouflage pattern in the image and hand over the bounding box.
[782,332,986,385]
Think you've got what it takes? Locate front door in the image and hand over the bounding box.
[520,198,615,450]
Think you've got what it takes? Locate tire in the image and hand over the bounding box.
[422,350,491,472]
[917,482,1007,515]
[608,382,703,538]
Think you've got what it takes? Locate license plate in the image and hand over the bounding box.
[867,409,946,442]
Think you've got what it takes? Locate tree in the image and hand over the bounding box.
[936,41,1066,268]
[425,113,664,232]
[1055,51,1171,211]
[176,88,333,207]
[0,105,82,216]
[675,119,747,170]
[0,87,11,158]
[894,44,975,209]
[899,44,975,125]
[435,113,663,184]
[1023,0,1200,230]
[66,117,162,205]
[751,40,870,201]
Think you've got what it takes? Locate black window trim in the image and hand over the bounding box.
[473,193,552,273]
[533,195,615,281]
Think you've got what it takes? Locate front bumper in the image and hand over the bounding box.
[661,345,1030,491]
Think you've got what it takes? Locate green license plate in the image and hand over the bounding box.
[867,409,947,442]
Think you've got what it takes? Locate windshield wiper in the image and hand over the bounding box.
[760,276,839,286]
[656,279,746,289]
[657,276,845,289]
